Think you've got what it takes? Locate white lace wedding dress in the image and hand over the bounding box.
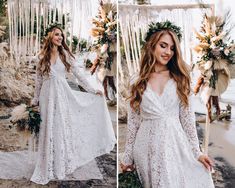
[0,56,116,185]
[122,79,214,188]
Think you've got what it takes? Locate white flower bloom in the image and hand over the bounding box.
[205,70,213,78]
[101,43,108,54]
[210,37,216,43]
[224,48,230,56]
[210,43,216,49]
[204,60,213,70]
[229,43,235,50]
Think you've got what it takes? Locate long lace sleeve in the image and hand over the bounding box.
[71,59,97,94]
[122,104,142,166]
[31,58,43,106]
[179,96,203,160]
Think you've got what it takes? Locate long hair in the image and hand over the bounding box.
[130,30,191,112]
[37,26,74,76]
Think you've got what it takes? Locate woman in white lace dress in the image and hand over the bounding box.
[29,25,116,184]
[120,22,215,188]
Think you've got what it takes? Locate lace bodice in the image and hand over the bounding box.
[32,55,97,105]
[122,79,202,166]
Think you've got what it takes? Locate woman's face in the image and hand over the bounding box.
[51,28,63,46]
[154,33,175,65]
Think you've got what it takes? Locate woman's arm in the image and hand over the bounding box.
[71,58,100,94]
[31,58,43,106]
[179,96,203,160]
[122,104,142,167]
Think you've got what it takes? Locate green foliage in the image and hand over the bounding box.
[13,106,41,136]
[27,107,41,136]
[0,0,7,17]
[78,38,88,51]
[0,0,8,41]
[71,36,79,53]
[84,59,93,68]
[119,171,143,188]
[145,20,182,43]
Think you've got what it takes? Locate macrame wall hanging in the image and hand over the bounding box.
[7,0,96,64]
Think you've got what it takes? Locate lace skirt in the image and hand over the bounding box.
[30,78,116,184]
[133,118,214,188]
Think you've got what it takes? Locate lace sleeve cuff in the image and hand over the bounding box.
[32,56,43,105]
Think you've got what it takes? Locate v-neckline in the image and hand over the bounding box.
[51,54,59,66]
[147,79,172,98]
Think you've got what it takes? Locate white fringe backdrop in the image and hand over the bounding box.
[7,0,98,63]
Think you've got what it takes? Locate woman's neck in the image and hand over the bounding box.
[154,64,168,73]
[51,46,58,54]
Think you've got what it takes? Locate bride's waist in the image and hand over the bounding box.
[141,111,179,121]
[140,116,181,129]
[43,74,66,82]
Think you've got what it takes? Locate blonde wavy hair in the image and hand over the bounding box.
[37,26,74,76]
[130,30,191,112]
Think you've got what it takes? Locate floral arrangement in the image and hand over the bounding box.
[145,21,182,43]
[193,13,235,93]
[90,0,117,73]
[193,12,235,122]
[10,104,41,136]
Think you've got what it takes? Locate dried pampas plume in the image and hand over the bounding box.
[10,104,29,123]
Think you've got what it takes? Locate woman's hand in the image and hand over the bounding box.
[30,99,39,107]
[95,90,103,96]
[120,163,135,172]
[198,155,214,171]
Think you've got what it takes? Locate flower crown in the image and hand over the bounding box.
[44,22,62,36]
[145,21,182,42]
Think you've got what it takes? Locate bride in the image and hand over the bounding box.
[0,24,116,185]
[120,21,214,188]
